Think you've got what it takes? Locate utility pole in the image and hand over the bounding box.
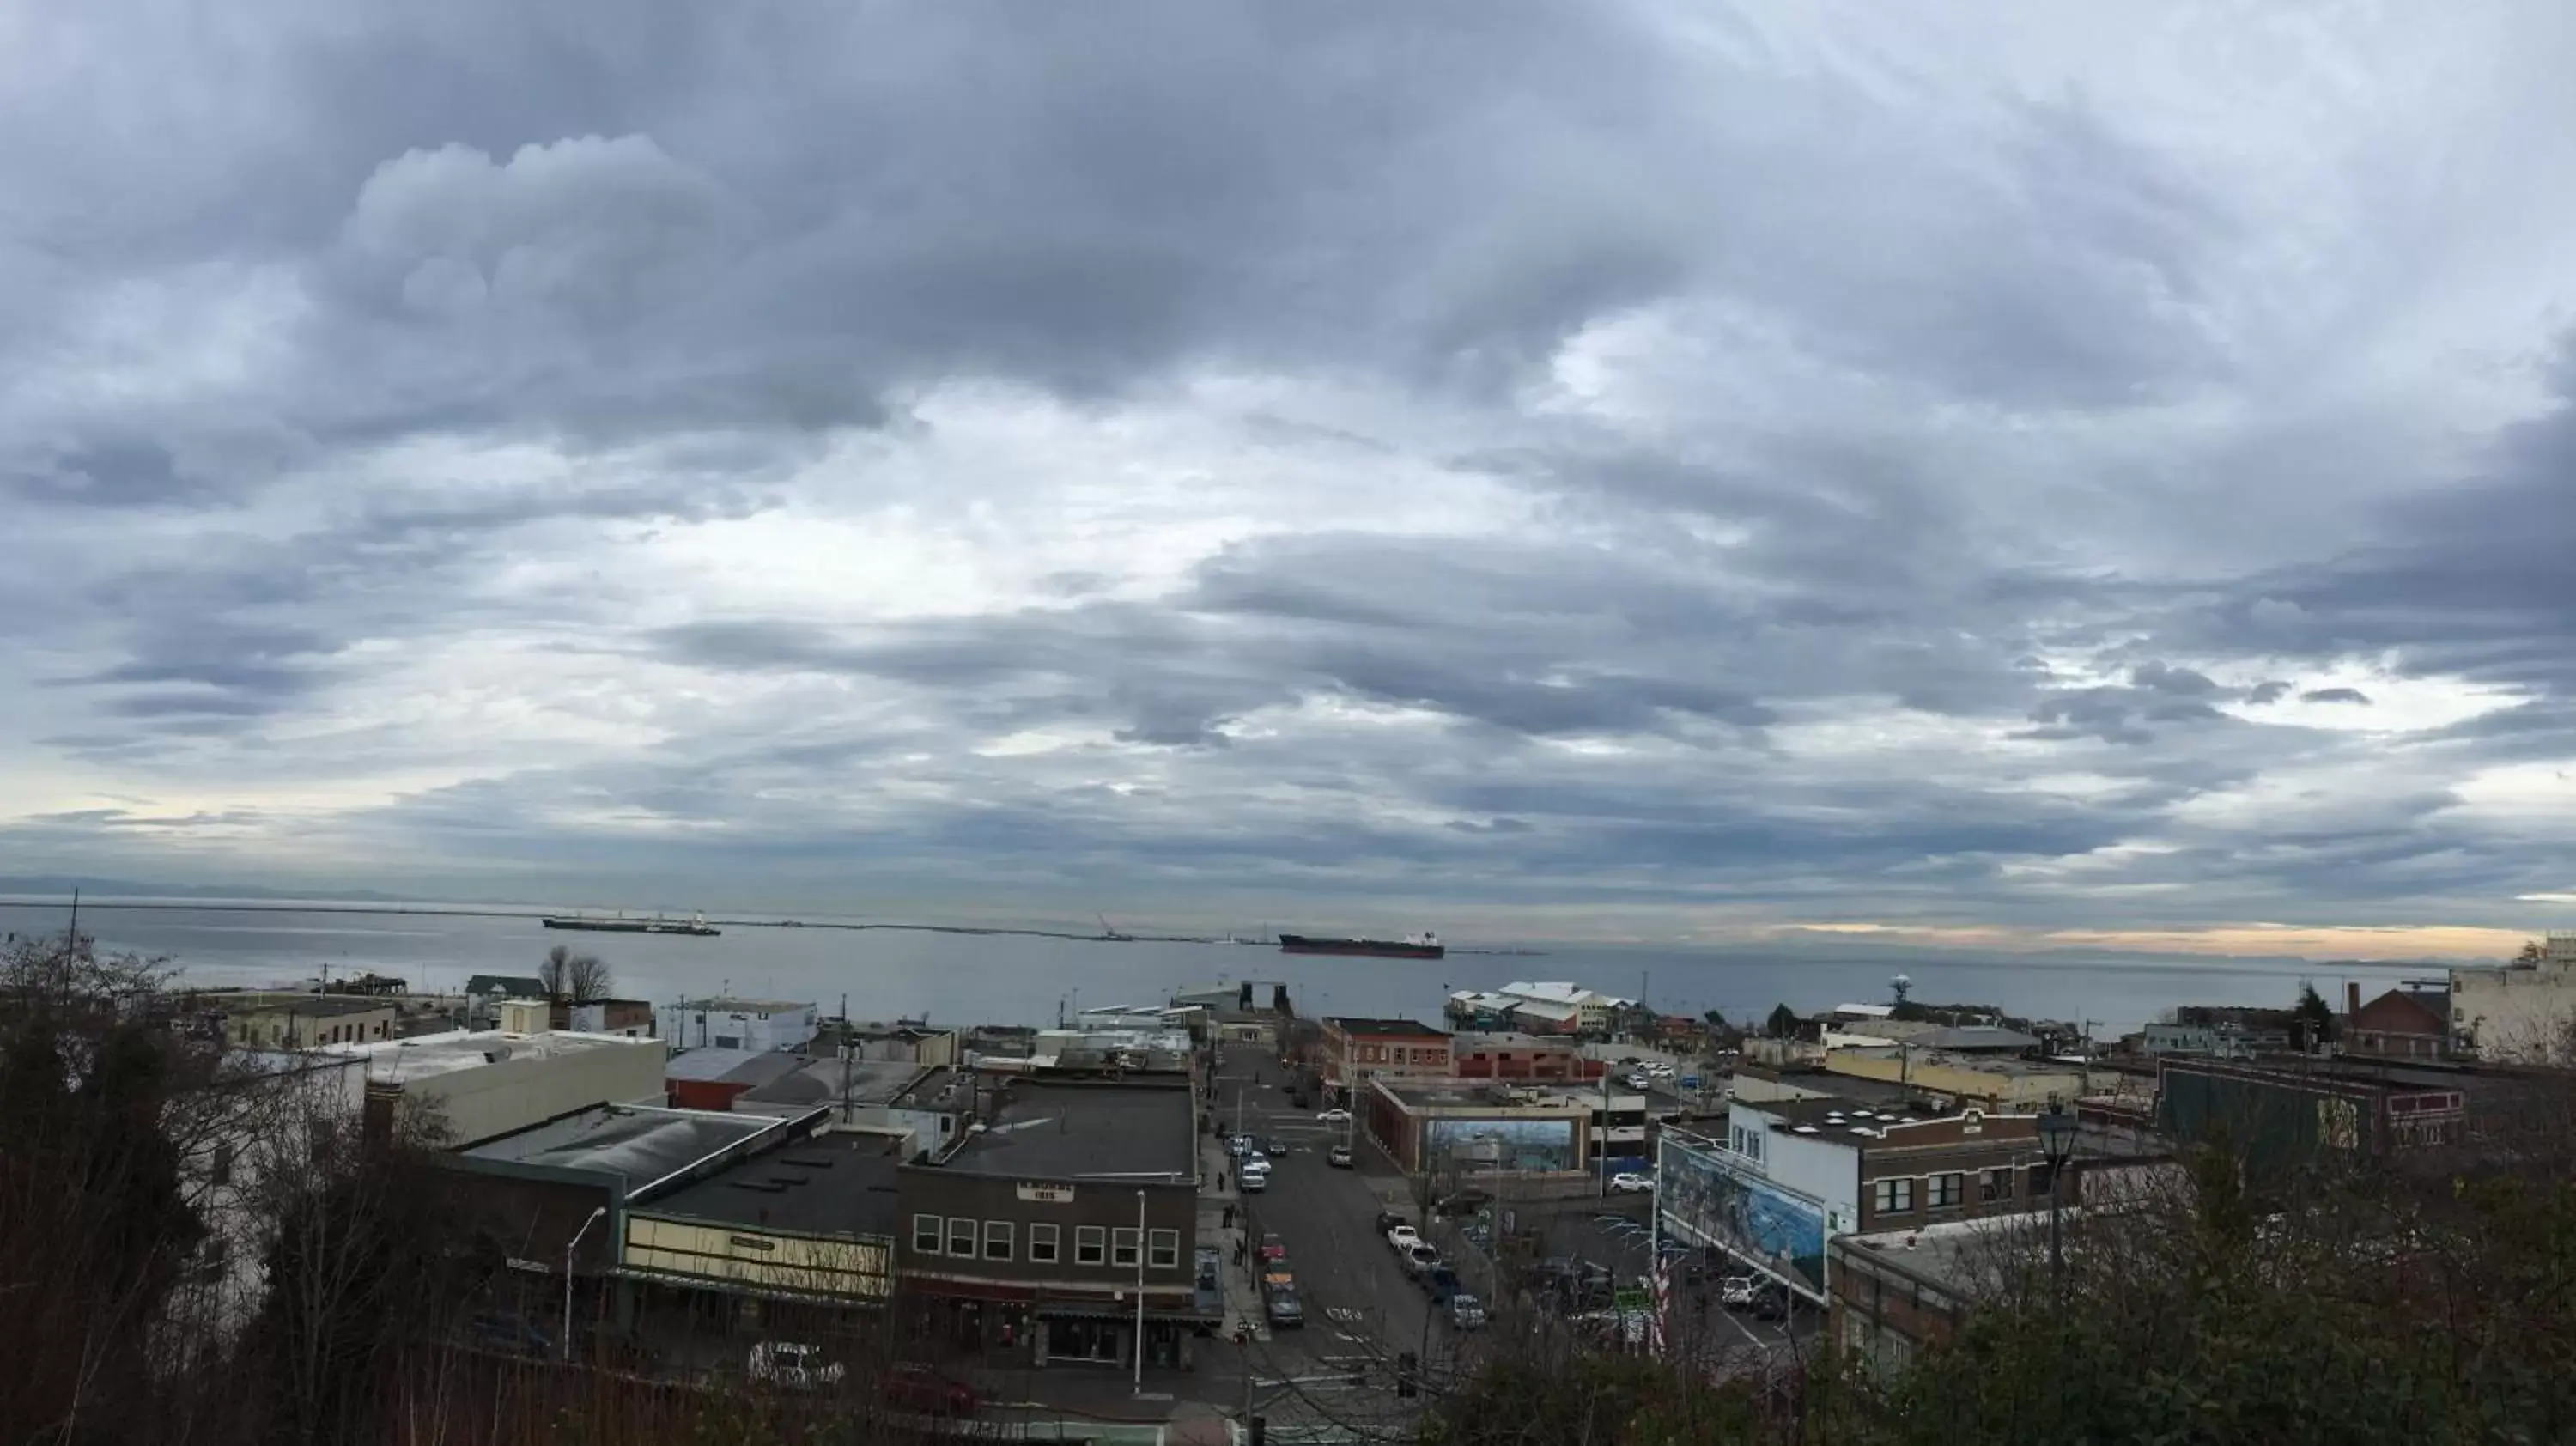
[1133,1189,1148,1392]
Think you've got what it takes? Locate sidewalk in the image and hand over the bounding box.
[1199,1130,1270,1343]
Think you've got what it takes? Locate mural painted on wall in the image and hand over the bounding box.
[1426,1117,1577,1172]
[1659,1137,1826,1297]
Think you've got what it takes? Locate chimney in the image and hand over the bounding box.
[2347,981,2360,1018]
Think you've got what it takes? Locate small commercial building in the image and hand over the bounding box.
[1657,1090,2151,1305]
[2156,1057,2470,1178]
[205,993,398,1049]
[1822,1048,2086,1110]
[665,1048,806,1112]
[1828,1220,2010,1376]
[2345,983,2452,1061]
[1449,1031,1606,1084]
[621,1127,902,1314]
[661,998,821,1054]
[1319,1018,1453,1092]
[565,999,658,1039]
[1362,1078,1595,1179]
[331,1026,668,1147]
[896,1080,1210,1368]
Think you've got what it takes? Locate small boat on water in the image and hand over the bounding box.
[542,910,721,937]
[1278,931,1443,960]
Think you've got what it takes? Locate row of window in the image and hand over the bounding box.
[911,1215,1180,1270]
[1871,1164,2052,1216]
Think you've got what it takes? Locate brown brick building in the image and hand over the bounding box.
[894,1079,1212,1368]
[1318,1017,1452,1092]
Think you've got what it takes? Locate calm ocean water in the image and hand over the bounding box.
[0,897,2429,1036]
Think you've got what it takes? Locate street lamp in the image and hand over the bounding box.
[1133,1188,1147,1393]
[2037,1105,2079,1296]
[562,1206,607,1363]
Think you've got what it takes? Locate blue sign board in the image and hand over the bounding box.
[1680,1076,1703,1090]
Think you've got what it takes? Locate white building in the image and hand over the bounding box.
[326,1026,668,1146]
[659,997,820,1053]
[1497,981,1635,1036]
[2451,933,2576,1065]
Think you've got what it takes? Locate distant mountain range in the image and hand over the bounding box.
[0,876,420,904]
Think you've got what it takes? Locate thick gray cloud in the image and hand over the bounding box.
[3,1,2575,956]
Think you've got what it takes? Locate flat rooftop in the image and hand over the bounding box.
[327,1028,659,1081]
[210,993,391,1018]
[938,1081,1195,1182]
[1837,1218,2033,1296]
[674,998,812,1014]
[663,1048,804,1085]
[1327,1017,1450,1039]
[1382,1079,1590,1110]
[741,1056,929,1109]
[637,1129,904,1237]
[1451,1031,1582,1050]
[460,1103,789,1191]
[1748,1097,1960,1130]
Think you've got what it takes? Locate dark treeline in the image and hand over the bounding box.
[0,934,941,1446]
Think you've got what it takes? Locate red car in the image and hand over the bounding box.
[883,1363,978,1416]
[1258,1233,1287,1261]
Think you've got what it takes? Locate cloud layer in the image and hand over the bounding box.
[4,1,2574,955]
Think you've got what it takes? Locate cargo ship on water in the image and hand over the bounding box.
[1277,931,1443,960]
[541,910,721,938]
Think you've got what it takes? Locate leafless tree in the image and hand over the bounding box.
[538,945,612,1005]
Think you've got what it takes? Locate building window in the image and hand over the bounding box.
[1873,1176,1914,1214]
[914,1215,944,1254]
[1076,1225,1106,1265]
[1927,1173,1962,1209]
[2030,1161,2057,1198]
[948,1218,978,1256]
[984,1221,1013,1261]
[1030,1224,1060,1263]
[1979,1168,2009,1203]
[210,1143,235,1188]
[1148,1229,1180,1269]
[1113,1227,1141,1268]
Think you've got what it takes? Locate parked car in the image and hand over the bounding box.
[1315,1108,1352,1123]
[882,1363,977,1416]
[1719,1275,1760,1310]
[1258,1233,1287,1261]
[1401,1242,1441,1278]
[1609,1171,1656,1194]
[1241,1163,1270,1193]
[1751,1286,1791,1321]
[1261,1137,1290,1157]
[748,1340,846,1391]
[469,1313,555,1358]
[1432,1188,1493,1218]
[1446,1292,1488,1330]
[1327,1144,1354,1168]
[1375,1210,1411,1236]
[1266,1285,1305,1329]
[1625,1072,1653,1090]
[1420,1265,1462,1303]
[1649,1062,1675,1076]
[1385,1223,1421,1252]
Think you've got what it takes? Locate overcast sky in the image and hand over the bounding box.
[3,3,2573,957]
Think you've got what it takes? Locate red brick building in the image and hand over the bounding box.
[1318,1018,1452,1091]
[2346,983,2452,1060]
[1449,1030,1605,1083]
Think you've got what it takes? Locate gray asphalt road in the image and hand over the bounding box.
[1212,1044,1450,1381]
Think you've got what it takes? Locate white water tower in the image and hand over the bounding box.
[1891,973,1913,1006]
